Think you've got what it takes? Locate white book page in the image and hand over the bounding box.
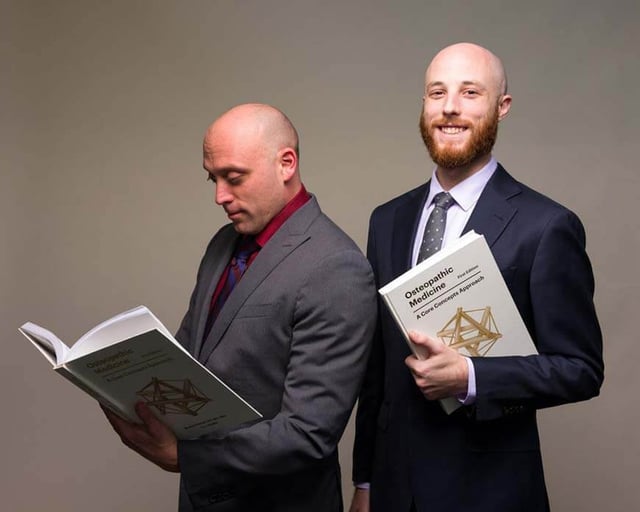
[68,305,175,360]
[18,323,70,365]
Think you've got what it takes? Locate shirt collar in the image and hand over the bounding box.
[255,184,311,247]
[427,156,498,212]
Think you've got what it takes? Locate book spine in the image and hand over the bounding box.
[381,293,423,360]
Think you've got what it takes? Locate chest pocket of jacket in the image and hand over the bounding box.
[234,302,280,319]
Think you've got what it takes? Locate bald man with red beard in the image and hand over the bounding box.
[350,43,604,512]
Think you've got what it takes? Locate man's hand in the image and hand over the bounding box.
[102,402,179,473]
[404,330,469,400]
[349,488,370,512]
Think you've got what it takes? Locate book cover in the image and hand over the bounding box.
[19,305,262,439]
[379,231,537,413]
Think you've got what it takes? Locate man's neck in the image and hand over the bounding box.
[435,153,492,190]
[254,184,310,247]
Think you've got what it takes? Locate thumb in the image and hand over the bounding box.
[408,330,443,353]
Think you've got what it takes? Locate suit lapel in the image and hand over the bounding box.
[189,226,239,358]
[197,197,321,364]
[463,164,521,247]
[392,183,429,277]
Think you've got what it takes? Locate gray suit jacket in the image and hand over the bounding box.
[175,196,377,512]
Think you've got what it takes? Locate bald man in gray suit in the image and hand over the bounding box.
[104,104,377,512]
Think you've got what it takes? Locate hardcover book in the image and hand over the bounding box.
[379,231,538,414]
[19,305,261,439]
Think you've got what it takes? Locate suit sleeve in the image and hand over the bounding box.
[177,249,377,500]
[472,209,604,421]
[352,213,386,484]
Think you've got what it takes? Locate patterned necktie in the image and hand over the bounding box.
[204,235,259,339]
[417,191,456,263]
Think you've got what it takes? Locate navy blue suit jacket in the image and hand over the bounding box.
[353,165,604,512]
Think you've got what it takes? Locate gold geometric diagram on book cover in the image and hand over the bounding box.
[437,306,502,357]
[136,377,211,416]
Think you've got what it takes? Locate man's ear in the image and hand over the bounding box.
[279,147,298,182]
[497,94,512,121]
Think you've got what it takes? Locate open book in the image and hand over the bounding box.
[379,231,538,414]
[19,305,261,439]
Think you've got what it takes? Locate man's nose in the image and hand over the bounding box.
[215,182,233,205]
[443,94,460,115]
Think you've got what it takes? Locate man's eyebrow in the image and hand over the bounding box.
[460,80,487,89]
[426,80,487,90]
[205,165,248,175]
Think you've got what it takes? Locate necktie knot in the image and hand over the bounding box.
[433,191,455,211]
[232,236,259,265]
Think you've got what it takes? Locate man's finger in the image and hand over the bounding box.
[135,402,174,441]
[408,330,443,354]
[101,405,133,432]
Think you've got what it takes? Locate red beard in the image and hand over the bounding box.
[420,105,499,169]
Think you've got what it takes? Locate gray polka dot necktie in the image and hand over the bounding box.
[417,191,456,263]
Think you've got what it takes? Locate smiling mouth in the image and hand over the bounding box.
[439,126,467,134]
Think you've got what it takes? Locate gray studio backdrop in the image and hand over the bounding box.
[2,1,638,510]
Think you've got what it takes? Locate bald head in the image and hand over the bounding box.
[427,42,508,98]
[204,103,299,162]
[202,103,302,234]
